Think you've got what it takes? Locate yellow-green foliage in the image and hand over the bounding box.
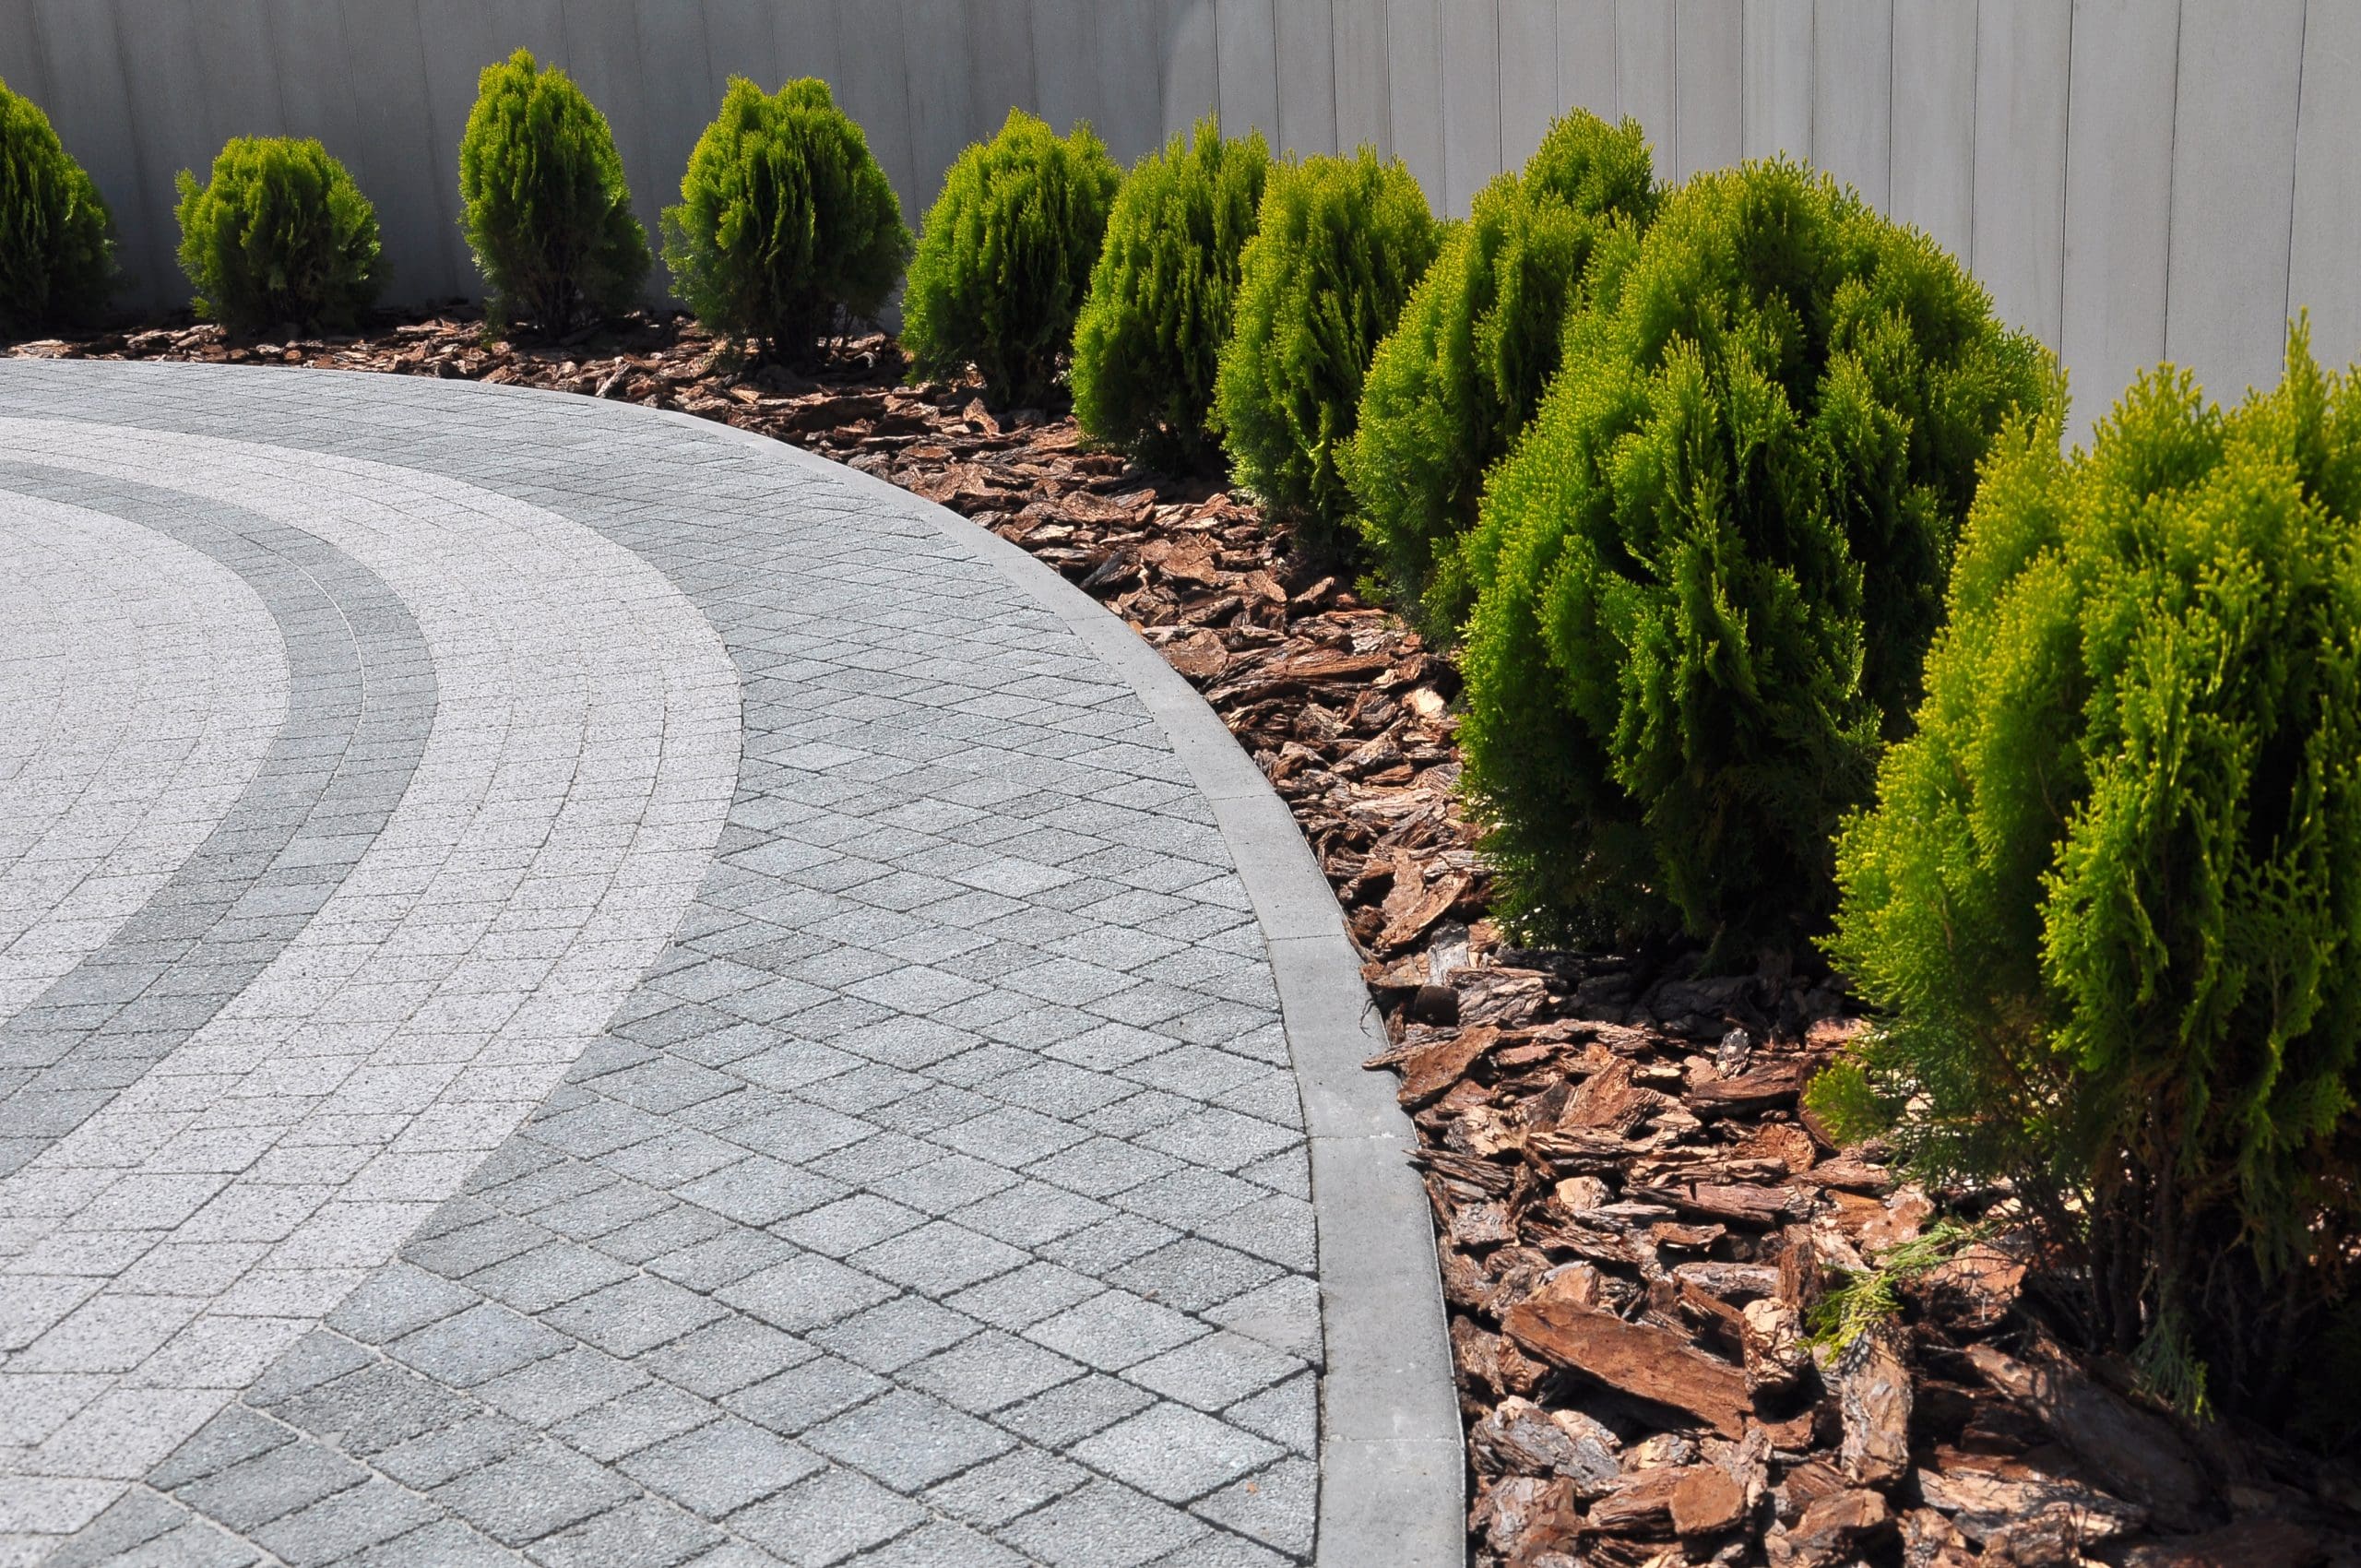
[1819,328,2361,1417]
[1070,116,1270,469]
[1215,148,1440,559]
[1347,112,1655,639]
[459,49,650,336]
[174,137,380,335]
[0,78,113,337]
[661,77,909,360]
[902,109,1121,408]
[1458,160,2046,957]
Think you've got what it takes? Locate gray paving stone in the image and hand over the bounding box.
[618,1417,825,1517]
[722,1355,890,1435]
[430,1438,637,1546]
[1074,1403,1284,1503]
[729,1465,926,1564]
[390,1301,569,1386]
[995,1478,1213,1568]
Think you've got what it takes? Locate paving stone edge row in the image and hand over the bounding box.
[584,389,1469,1568]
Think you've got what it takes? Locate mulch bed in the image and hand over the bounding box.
[20,310,2361,1567]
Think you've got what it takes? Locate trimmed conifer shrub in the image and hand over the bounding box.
[459,48,650,337]
[902,109,1121,408]
[1215,148,1440,560]
[1815,329,2361,1423]
[1070,116,1270,469]
[1347,111,1655,639]
[1457,159,2047,957]
[174,137,381,335]
[0,78,113,338]
[661,77,910,361]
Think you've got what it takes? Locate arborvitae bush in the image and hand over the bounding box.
[1070,116,1270,469]
[1347,112,1655,639]
[1457,160,2046,958]
[1215,148,1440,560]
[459,49,650,337]
[1816,330,2361,1424]
[902,109,1121,408]
[0,79,113,337]
[174,137,381,335]
[661,77,910,361]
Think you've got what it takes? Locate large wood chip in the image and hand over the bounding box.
[1833,1324,1911,1487]
[1396,1025,1499,1106]
[1501,1297,1752,1437]
[1964,1343,2207,1532]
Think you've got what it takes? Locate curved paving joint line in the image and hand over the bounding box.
[0,362,1459,1568]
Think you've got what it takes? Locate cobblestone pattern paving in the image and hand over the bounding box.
[0,469,433,1181]
[0,363,1323,1568]
[0,490,288,1059]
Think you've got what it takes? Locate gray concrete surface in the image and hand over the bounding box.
[0,361,1458,1567]
[7,1,2358,433]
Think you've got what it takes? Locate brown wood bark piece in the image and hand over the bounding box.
[1964,1343,2208,1531]
[1670,1466,1747,1536]
[1835,1324,1911,1488]
[1501,1297,1752,1437]
[2119,1515,2327,1568]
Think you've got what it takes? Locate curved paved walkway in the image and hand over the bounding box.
[0,363,1453,1568]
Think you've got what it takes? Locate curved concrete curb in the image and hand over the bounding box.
[625,398,1467,1567]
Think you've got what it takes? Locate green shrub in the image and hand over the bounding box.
[1347,112,1655,639]
[1457,159,2047,958]
[459,48,650,336]
[902,108,1121,407]
[173,137,380,335]
[0,78,113,337]
[1817,330,2361,1421]
[1070,115,1270,469]
[661,77,909,361]
[1216,148,1441,560]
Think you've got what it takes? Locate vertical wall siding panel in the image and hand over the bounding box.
[1740,0,1812,161]
[773,0,843,87]
[904,0,977,205]
[1388,0,1445,204]
[1332,0,1390,151]
[0,6,49,102]
[1810,0,1889,208]
[1557,0,1617,119]
[30,0,153,303]
[1023,0,1085,136]
[114,0,224,304]
[339,1,451,303]
[2060,0,2176,435]
[194,0,283,149]
[1104,0,1169,160]
[1499,0,1558,172]
[1441,0,1501,213]
[635,3,718,298]
[1614,0,1673,151]
[1274,0,1338,157]
[2165,0,2306,402]
[1161,0,1221,136]
[266,0,359,155]
[1888,0,1974,259]
[2290,0,2361,369]
[962,0,1030,140]
[1673,0,1740,182]
[700,0,780,88]
[1972,0,2070,347]
[1216,0,1283,146]
[830,0,917,217]
[561,0,662,291]
[417,0,564,300]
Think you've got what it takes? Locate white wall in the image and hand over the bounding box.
[9,0,2354,428]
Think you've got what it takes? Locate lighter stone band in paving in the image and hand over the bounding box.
[0,362,1457,1568]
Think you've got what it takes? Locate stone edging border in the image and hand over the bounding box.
[638,400,1467,1568]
